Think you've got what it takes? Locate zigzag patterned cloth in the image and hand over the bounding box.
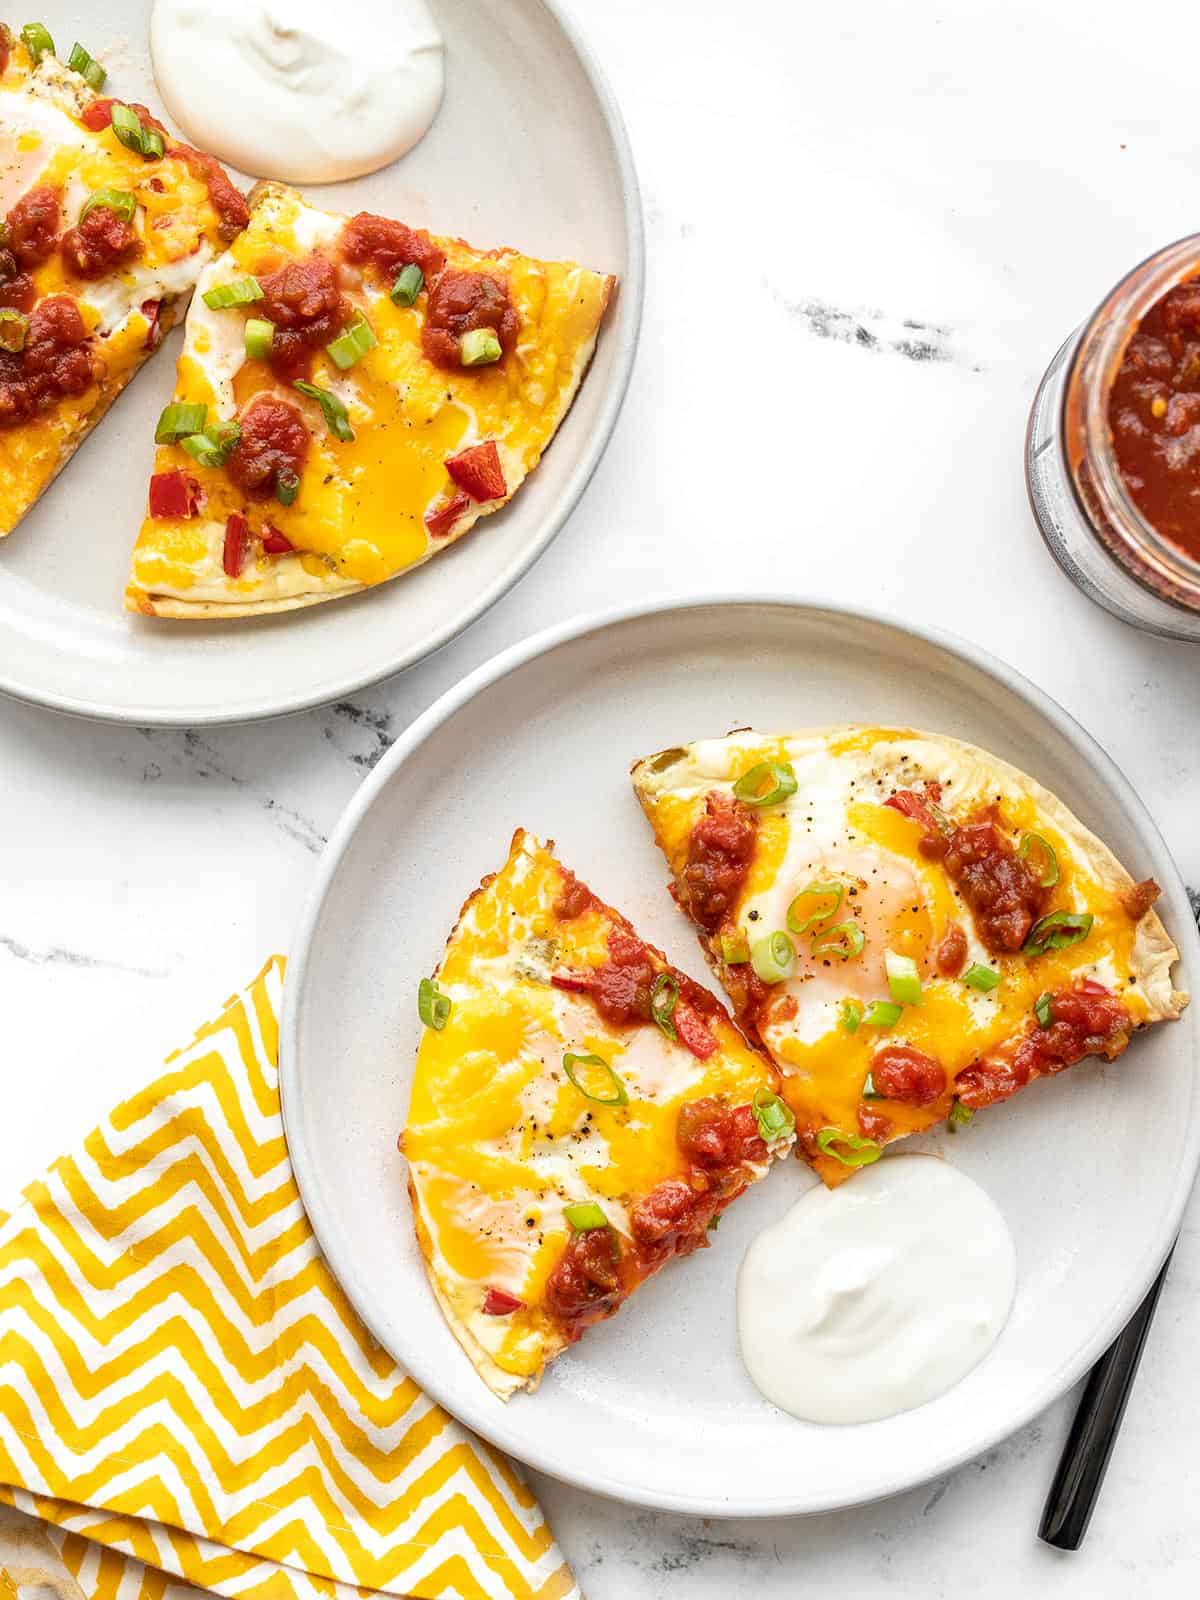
[0,958,578,1600]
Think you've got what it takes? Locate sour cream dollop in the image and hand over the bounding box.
[737,1156,1016,1424]
[149,0,445,184]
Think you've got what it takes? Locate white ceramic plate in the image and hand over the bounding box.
[0,0,641,725]
[280,598,1199,1516]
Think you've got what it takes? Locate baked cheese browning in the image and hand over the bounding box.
[0,29,248,536]
[401,830,793,1398]
[631,727,1188,1188]
[126,183,616,617]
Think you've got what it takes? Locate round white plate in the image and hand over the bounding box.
[280,598,1199,1516]
[0,0,641,725]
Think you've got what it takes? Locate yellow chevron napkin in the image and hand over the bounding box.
[0,958,578,1600]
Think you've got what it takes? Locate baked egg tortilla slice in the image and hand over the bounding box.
[632,727,1187,1187]
[0,26,247,538]
[399,829,795,1399]
[126,181,615,619]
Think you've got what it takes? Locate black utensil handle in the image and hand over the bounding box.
[1039,1246,1174,1551]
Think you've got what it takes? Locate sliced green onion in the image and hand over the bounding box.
[751,1088,795,1143]
[562,1051,628,1107]
[707,1213,720,1232]
[326,313,377,371]
[155,401,207,444]
[732,760,798,808]
[20,22,54,63]
[0,309,29,353]
[719,929,750,964]
[460,327,502,366]
[840,998,862,1035]
[108,102,165,160]
[564,1200,609,1232]
[80,188,135,224]
[862,1070,884,1100]
[816,1127,882,1168]
[962,963,1001,993]
[179,433,223,467]
[948,1099,973,1133]
[67,41,105,89]
[885,949,923,1005]
[862,1000,903,1029]
[244,317,274,360]
[207,419,241,452]
[179,420,240,468]
[202,277,264,311]
[786,880,843,935]
[1020,831,1060,888]
[811,922,866,961]
[417,976,451,1030]
[1023,910,1094,957]
[111,103,146,153]
[391,262,424,306]
[649,973,679,1041]
[275,469,300,507]
[293,379,354,443]
[751,929,794,984]
[1034,992,1054,1028]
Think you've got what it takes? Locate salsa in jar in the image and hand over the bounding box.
[1026,234,1200,640]
[1107,278,1200,563]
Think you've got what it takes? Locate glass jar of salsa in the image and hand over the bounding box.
[1026,234,1200,641]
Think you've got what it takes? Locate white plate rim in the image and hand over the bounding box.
[279,592,1200,1517]
[0,0,645,729]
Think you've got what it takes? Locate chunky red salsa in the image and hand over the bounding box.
[0,296,96,428]
[542,1095,768,1338]
[1109,277,1200,561]
[226,395,310,500]
[678,792,757,931]
[887,791,1049,954]
[551,888,721,1059]
[257,255,349,383]
[956,980,1131,1109]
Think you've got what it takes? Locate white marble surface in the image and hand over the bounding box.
[3,0,1200,1592]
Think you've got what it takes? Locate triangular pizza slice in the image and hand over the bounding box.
[632,727,1187,1187]
[0,27,246,537]
[127,182,614,617]
[399,829,795,1398]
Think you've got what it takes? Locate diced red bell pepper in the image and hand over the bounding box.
[482,1287,525,1316]
[261,525,294,554]
[425,489,470,539]
[148,469,200,519]
[445,440,507,502]
[80,98,115,132]
[675,1004,718,1060]
[141,298,162,350]
[222,512,248,578]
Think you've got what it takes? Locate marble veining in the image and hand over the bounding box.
[766,286,963,366]
[0,934,163,979]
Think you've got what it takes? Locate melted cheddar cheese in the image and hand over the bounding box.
[402,830,784,1396]
[633,727,1187,1186]
[0,51,235,537]
[127,184,614,613]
